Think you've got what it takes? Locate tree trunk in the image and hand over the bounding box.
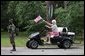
[64,1,69,9]
[45,1,56,22]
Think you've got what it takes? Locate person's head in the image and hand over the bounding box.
[52,19,56,25]
[9,19,13,24]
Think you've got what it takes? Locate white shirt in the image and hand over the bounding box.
[51,24,58,32]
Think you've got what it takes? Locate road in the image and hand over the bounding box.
[1,44,84,55]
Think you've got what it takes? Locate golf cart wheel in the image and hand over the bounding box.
[63,40,71,49]
[26,40,31,48]
[58,44,63,48]
[30,40,38,49]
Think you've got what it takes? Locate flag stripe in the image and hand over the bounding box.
[34,15,42,23]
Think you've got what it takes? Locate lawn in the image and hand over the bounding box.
[1,32,84,47]
[1,32,29,47]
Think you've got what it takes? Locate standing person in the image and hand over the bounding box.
[43,19,59,43]
[7,19,16,51]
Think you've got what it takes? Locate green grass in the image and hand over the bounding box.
[1,32,29,47]
[1,32,84,47]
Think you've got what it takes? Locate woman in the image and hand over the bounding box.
[43,19,59,43]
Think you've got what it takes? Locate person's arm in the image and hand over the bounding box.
[13,24,16,31]
[45,25,51,29]
[43,20,52,26]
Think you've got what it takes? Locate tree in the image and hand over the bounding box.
[1,1,84,37]
[7,1,46,31]
[45,1,57,21]
[54,1,84,36]
[1,1,9,30]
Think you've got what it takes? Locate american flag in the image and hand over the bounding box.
[34,15,42,23]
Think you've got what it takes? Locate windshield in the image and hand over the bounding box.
[29,32,40,38]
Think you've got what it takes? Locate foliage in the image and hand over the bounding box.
[1,1,84,36]
[26,20,46,36]
[1,1,10,30]
[2,1,46,31]
[54,1,84,35]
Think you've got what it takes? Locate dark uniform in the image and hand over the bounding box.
[8,19,16,51]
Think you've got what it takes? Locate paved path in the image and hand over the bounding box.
[1,44,84,55]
